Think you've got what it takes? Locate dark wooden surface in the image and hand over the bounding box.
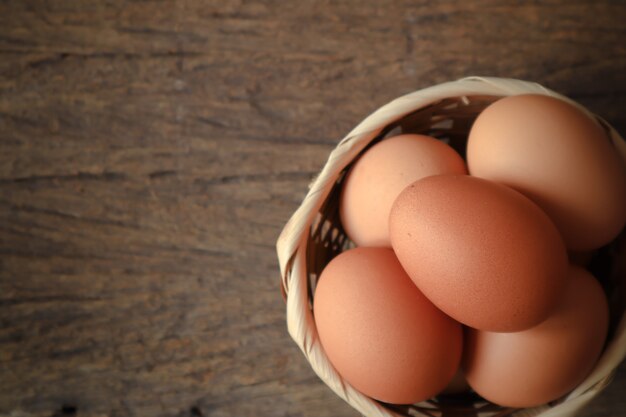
[0,1,625,416]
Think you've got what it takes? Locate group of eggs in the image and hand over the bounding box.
[313,94,626,407]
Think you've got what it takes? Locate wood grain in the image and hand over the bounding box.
[0,1,624,416]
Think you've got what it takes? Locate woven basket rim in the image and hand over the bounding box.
[276,76,626,417]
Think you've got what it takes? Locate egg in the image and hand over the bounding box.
[313,247,463,404]
[340,134,466,247]
[463,266,609,408]
[467,94,626,251]
[389,175,568,332]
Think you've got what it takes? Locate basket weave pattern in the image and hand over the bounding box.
[277,77,626,417]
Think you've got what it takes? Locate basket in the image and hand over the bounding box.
[276,76,626,417]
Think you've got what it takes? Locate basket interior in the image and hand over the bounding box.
[304,95,626,417]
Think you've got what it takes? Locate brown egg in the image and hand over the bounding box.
[314,247,463,404]
[389,175,568,332]
[467,94,626,251]
[463,266,609,408]
[340,134,466,247]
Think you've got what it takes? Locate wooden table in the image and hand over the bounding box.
[1,1,624,416]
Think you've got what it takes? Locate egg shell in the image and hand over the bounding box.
[389,174,568,332]
[467,94,626,251]
[340,134,466,247]
[463,266,609,408]
[313,247,463,404]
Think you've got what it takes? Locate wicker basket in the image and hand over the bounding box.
[276,76,626,417]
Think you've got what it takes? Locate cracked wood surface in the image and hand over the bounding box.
[0,1,625,417]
